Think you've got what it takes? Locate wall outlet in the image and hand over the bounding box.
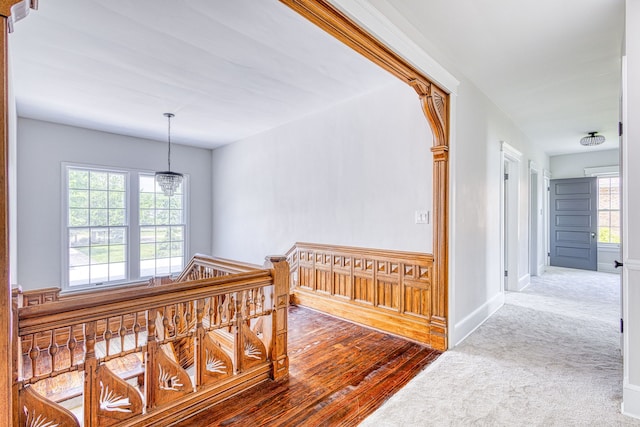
[415,210,429,224]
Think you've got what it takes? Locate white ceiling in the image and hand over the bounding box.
[8,0,395,148]
[375,0,624,156]
[9,0,625,156]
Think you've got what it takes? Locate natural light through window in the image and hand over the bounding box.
[139,174,185,277]
[598,176,620,244]
[67,167,128,286]
[65,166,187,289]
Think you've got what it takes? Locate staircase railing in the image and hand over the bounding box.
[12,255,289,427]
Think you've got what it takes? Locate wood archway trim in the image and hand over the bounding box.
[281,0,450,349]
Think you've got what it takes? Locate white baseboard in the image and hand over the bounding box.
[623,383,640,420]
[537,262,545,276]
[518,273,530,291]
[451,292,504,347]
[598,262,620,274]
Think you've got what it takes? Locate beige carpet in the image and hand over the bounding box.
[360,267,640,426]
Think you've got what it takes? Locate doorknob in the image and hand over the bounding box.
[615,260,624,269]
[591,232,596,239]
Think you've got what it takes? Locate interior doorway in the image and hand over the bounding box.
[501,142,522,291]
[529,162,539,276]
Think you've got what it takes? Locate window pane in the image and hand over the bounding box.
[69,266,90,286]
[598,212,610,228]
[90,209,108,226]
[69,189,89,208]
[156,210,170,225]
[110,228,126,245]
[171,241,183,258]
[109,263,127,281]
[140,243,155,260]
[170,210,183,225]
[170,197,182,210]
[157,242,170,258]
[156,194,170,209]
[139,175,156,193]
[156,227,169,242]
[140,209,155,226]
[69,209,89,227]
[90,171,109,190]
[170,226,184,241]
[109,191,125,209]
[109,209,126,226]
[109,245,125,263]
[140,192,155,210]
[611,227,621,244]
[90,264,109,284]
[90,190,108,208]
[69,246,89,267]
[69,229,90,248]
[109,174,125,191]
[69,170,89,189]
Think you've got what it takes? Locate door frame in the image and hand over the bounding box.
[501,141,522,292]
[529,161,540,276]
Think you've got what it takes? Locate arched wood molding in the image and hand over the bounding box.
[281,0,450,350]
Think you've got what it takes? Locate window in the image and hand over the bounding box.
[65,165,187,290]
[139,174,185,277]
[598,176,620,244]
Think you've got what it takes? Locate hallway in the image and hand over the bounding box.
[362,267,640,426]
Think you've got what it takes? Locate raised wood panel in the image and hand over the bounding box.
[287,243,440,348]
[333,272,351,299]
[353,276,374,305]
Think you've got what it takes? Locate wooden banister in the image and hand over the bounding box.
[14,254,289,427]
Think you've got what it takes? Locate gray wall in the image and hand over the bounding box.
[211,80,433,264]
[550,149,619,179]
[16,118,213,290]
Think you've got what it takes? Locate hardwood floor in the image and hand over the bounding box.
[175,305,441,427]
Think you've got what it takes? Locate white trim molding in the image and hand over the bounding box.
[623,382,640,420]
[501,141,523,161]
[584,165,619,177]
[450,292,504,347]
[518,273,531,291]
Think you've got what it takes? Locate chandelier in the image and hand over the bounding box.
[580,132,605,147]
[155,113,183,196]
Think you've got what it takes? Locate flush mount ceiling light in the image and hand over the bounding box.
[155,112,183,197]
[580,132,605,147]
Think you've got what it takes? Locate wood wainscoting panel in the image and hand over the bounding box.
[287,243,441,348]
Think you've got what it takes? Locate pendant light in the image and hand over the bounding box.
[580,132,605,147]
[155,112,183,196]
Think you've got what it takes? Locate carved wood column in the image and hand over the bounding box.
[0,1,21,423]
[265,256,289,380]
[410,80,449,350]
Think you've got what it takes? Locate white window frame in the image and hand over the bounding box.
[62,163,189,293]
[584,165,620,249]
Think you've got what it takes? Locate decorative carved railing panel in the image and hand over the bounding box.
[12,255,289,427]
[287,243,442,349]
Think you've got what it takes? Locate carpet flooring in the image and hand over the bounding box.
[361,267,640,426]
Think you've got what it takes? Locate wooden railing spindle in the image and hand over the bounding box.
[145,307,158,411]
[84,320,98,427]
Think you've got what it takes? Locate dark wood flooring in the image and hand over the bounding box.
[175,305,441,427]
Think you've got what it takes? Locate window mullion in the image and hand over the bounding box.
[129,173,141,281]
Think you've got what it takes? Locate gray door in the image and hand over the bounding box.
[550,177,598,270]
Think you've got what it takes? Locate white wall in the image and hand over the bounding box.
[16,118,213,290]
[550,149,621,274]
[550,149,619,179]
[622,0,640,419]
[328,0,549,348]
[450,76,548,343]
[211,80,433,264]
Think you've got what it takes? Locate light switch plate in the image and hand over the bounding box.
[415,210,429,224]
